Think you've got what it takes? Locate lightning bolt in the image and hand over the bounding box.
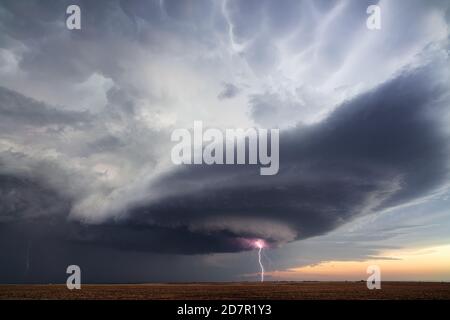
[258,245,264,282]
[255,240,265,282]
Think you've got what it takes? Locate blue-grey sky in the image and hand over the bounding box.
[0,0,450,283]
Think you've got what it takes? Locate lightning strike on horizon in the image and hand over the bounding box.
[255,240,265,282]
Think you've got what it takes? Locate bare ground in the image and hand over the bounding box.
[1,282,449,300]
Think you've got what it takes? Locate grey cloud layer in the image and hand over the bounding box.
[1,57,448,255]
[110,60,450,252]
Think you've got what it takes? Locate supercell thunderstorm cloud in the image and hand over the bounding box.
[0,0,450,283]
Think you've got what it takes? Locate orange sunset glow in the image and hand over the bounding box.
[267,244,450,281]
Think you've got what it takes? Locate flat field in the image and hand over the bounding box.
[1,282,450,300]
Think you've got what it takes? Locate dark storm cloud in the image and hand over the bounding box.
[57,60,449,254]
[1,58,449,256]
